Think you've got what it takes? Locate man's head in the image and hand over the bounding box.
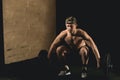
[65,16,78,33]
[65,16,77,24]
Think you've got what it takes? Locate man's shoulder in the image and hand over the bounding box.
[77,28,84,31]
[60,30,67,34]
[58,30,67,36]
[76,28,87,34]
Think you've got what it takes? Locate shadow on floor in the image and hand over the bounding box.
[0,50,119,80]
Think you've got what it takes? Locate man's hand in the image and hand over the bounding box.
[97,61,100,69]
[97,59,100,69]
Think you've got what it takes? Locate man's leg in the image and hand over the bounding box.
[56,46,71,76]
[79,46,89,78]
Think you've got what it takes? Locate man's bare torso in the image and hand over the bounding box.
[62,29,86,49]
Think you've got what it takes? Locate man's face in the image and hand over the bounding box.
[66,23,77,33]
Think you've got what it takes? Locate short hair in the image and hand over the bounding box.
[65,16,77,24]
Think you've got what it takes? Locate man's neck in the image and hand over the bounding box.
[71,29,77,35]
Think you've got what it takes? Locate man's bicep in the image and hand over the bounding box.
[52,37,61,45]
[80,29,95,45]
[78,29,90,39]
[52,32,65,45]
[81,30,92,40]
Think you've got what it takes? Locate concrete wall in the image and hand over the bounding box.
[2,0,56,64]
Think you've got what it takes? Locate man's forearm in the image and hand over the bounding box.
[47,44,57,59]
[89,38,100,59]
[92,45,100,61]
[48,47,54,59]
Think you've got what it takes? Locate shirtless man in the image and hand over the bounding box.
[47,16,100,78]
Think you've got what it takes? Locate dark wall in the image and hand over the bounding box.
[56,0,120,67]
[0,0,4,65]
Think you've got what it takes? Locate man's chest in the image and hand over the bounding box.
[64,34,83,45]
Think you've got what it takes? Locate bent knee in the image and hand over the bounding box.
[56,46,68,56]
[79,46,89,55]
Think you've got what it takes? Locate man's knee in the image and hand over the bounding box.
[56,46,68,56]
[79,46,89,56]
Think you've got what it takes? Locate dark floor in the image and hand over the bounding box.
[0,52,120,80]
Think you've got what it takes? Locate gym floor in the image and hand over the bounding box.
[0,53,120,80]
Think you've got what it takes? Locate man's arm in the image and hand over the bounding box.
[78,29,101,68]
[47,31,66,59]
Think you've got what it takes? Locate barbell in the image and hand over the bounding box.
[102,53,113,77]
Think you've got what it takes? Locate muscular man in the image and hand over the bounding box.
[47,16,100,78]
